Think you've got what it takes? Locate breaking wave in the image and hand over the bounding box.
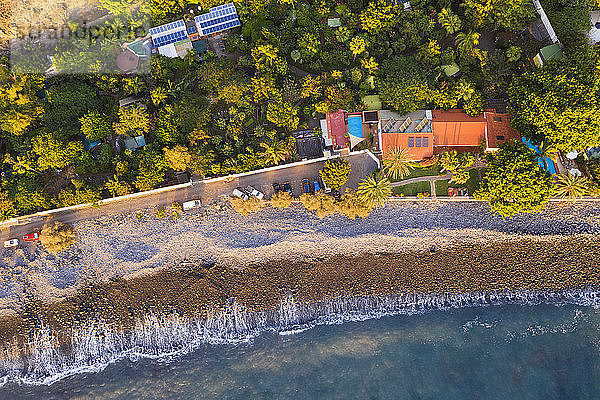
[1,289,600,386]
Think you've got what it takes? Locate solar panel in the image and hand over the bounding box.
[415,117,427,132]
[194,3,239,36]
[398,117,411,132]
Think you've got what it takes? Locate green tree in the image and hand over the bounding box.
[554,174,589,201]
[164,145,192,172]
[438,8,462,35]
[378,75,430,114]
[104,175,133,197]
[133,148,168,191]
[349,36,368,59]
[360,0,399,34]
[154,105,182,144]
[113,105,150,136]
[357,173,392,208]
[439,151,475,184]
[32,130,83,171]
[80,111,112,141]
[259,136,295,166]
[45,79,100,134]
[56,179,102,207]
[0,191,17,221]
[267,100,300,130]
[474,141,554,218]
[0,69,44,136]
[320,158,351,191]
[461,0,536,31]
[123,76,146,95]
[455,31,480,58]
[383,147,415,180]
[505,45,522,62]
[509,49,600,152]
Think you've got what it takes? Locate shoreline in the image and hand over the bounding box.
[0,234,600,384]
[1,288,600,386]
[1,202,600,384]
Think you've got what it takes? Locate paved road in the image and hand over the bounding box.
[0,152,379,243]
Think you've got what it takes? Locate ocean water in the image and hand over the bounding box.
[3,303,600,400]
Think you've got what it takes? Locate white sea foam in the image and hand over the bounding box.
[1,289,600,387]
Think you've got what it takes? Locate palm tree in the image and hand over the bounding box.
[455,31,480,57]
[438,8,462,35]
[455,80,475,102]
[383,147,415,180]
[357,173,392,209]
[538,141,559,172]
[253,44,279,69]
[259,137,293,166]
[554,174,589,201]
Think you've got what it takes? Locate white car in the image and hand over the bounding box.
[232,188,249,201]
[3,239,18,248]
[182,199,202,211]
[245,185,264,200]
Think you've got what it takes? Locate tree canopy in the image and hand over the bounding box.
[509,48,600,152]
[474,141,554,218]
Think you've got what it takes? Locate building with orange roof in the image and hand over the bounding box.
[431,109,486,154]
[484,111,521,151]
[380,110,434,161]
[379,108,522,161]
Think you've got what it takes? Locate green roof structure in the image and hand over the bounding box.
[192,38,207,54]
[540,44,562,61]
[126,40,148,57]
[441,62,460,77]
[533,44,563,68]
[327,18,341,27]
[362,95,382,110]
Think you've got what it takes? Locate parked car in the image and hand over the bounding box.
[321,177,332,193]
[232,188,249,201]
[246,185,265,200]
[302,179,311,194]
[22,232,39,242]
[313,180,321,192]
[272,183,281,193]
[182,199,202,211]
[282,182,292,196]
[3,239,18,248]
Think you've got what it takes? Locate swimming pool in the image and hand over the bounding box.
[521,137,557,174]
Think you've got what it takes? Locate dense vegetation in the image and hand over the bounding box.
[0,0,598,220]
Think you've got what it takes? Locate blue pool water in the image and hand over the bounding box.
[522,137,557,174]
[5,303,600,399]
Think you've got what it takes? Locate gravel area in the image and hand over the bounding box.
[0,201,598,314]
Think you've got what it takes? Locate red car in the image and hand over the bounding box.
[22,232,40,242]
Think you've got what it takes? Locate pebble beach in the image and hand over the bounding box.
[0,200,600,383]
[1,200,599,316]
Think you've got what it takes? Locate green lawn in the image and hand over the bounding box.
[390,165,443,183]
[392,181,431,197]
[435,169,482,196]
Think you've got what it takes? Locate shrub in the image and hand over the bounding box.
[155,207,166,218]
[40,222,77,253]
[230,197,265,216]
[271,191,293,208]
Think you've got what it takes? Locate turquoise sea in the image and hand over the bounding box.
[3,303,600,400]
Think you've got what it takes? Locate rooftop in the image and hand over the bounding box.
[431,109,486,147]
[485,111,521,150]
